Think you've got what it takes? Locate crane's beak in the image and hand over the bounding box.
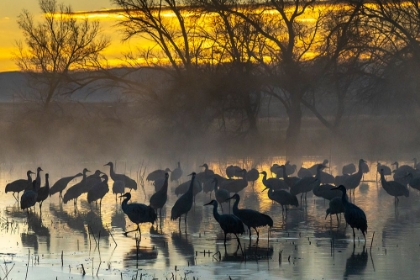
[188,172,195,176]
[204,201,212,206]
[261,187,268,192]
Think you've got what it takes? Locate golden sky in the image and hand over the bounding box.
[0,0,131,72]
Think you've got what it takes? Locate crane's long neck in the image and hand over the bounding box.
[35,170,41,191]
[121,197,130,212]
[160,177,169,194]
[27,172,32,183]
[186,176,196,196]
[82,170,88,181]
[341,191,349,206]
[282,167,288,180]
[262,173,267,184]
[109,163,116,179]
[380,171,386,185]
[212,202,220,222]
[45,175,49,190]
[232,196,240,213]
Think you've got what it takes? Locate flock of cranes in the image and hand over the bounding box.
[5,158,420,252]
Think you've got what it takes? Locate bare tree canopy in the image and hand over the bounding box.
[15,0,110,107]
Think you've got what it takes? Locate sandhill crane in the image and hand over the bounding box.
[297,165,312,178]
[149,173,169,218]
[171,172,196,230]
[343,159,366,195]
[87,174,109,210]
[213,177,230,213]
[285,161,297,175]
[392,161,415,186]
[342,163,356,175]
[21,167,42,213]
[220,169,248,194]
[260,171,288,191]
[203,173,226,196]
[36,173,50,211]
[49,172,83,199]
[325,197,345,224]
[174,177,202,203]
[226,165,242,179]
[279,165,300,188]
[147,168,171,182]
[170,162,183,183]
[308,159,329,175]
[313,184,341,201]
[331,185,367,241]
[262,186,298,212]
[120,192,157,236]
[105,162,138,191]
[228,193,273,241]
[5,170,34,201]
[290,164,323,200]
[407,172,420,191]
[63,168,89,205]
[82,170,103,193]
[379,169,409,205]
[196,163,214,182]
[204,199,244,253]
[246,168,259,188]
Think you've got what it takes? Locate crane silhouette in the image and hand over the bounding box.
[21,167,42,213]
[170,162,183,183]
[63,168,89,205]
[36,173,50,211]
[204,199,244,254]
[5,170,34,201]
[120,192,157,236]
[262,186,298,213]
[228,193,273,241]
[325,197,345,224]
[49,172,83,199]
[331,185,367,241]
[213,177,230,212]
[87,174,109,211]
[290,164,323,200]
[105,161,138,192]
[260,171,288,191]
[171,172,196,230]
[379,168,409,205]
[149,172,169,218]
[343,159,366,196]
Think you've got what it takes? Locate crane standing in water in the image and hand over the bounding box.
[49,172,83,199]
[204,199,244,254]
[331,185,367,241]
[171,172,196,230]
[5,170,35,202]
[227,193,273,242]
[36,173,50,211]
[120,192,157,236]
[149,172,169,218]
[21,167,43,213]
[104,162,138,197]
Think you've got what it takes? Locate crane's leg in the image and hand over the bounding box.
[234,233,244,255]
[248,226,252,239]
[352,228,355,241]
[178,217,181,231]
[254,228,259,243]
[12,193,17,202]
[336,214,339,225]
[220,202,224,213]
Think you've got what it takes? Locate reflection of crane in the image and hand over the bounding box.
[171,172,196,230]
[120,192,157,236]
[331,185,367,241]
[325,197,344,224]
[204,200,244,253]
[87,174,109,210]
[49,172,83,199]
[5,170,34,201]
[36,173,50,211]
[379,169,409,205]
[149,173,169,217]
[344,245,368,278]
[228,194,273,241]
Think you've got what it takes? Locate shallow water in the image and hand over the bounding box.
[1,158,420,279]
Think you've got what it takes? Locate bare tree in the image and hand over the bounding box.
[15,0,109,109]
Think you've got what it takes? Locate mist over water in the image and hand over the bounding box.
[0,158,420,279]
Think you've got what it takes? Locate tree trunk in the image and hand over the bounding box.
[285,95,302,157]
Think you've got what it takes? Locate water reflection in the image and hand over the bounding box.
[171,232,195,266]
[344,245,368,279]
